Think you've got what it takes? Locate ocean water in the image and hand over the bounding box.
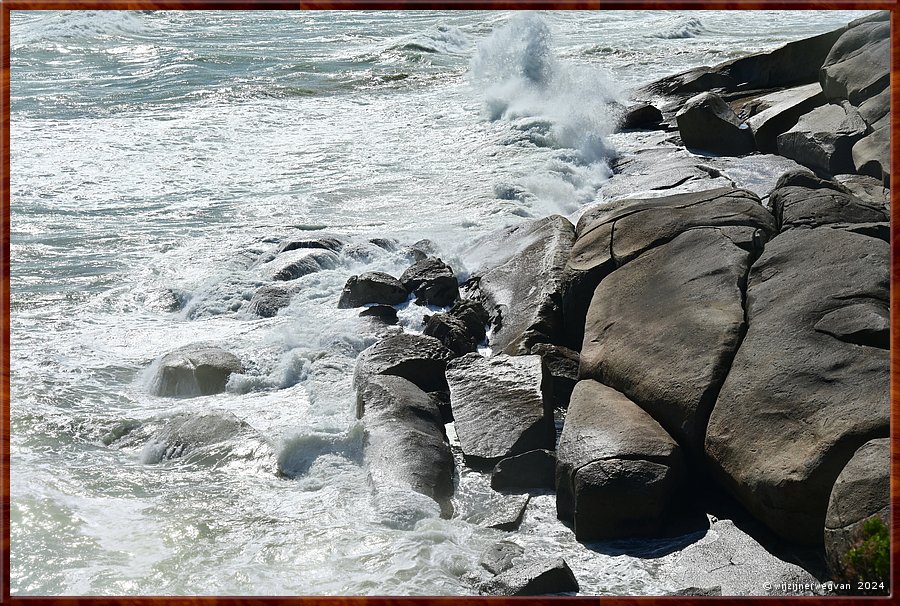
[9,10,869,596]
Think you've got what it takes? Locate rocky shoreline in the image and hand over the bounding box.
[139,11,890,596]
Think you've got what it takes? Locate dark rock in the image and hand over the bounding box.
[399,257,459,307]
[481,494,530,531]
[248,283,298,317]
[353,333,454,393]
[820,21,889,105]
[337,272,408,308]
[744,83,825,153]
[564,186,774,349]
[269,249,340,281]
[666,587,723,597]
[825,438,890,574]
[529,343,579,408]
[556,380,684,540]
[675,92,756,155]
[491,449,556,491]
[463,215,575,355]
[852,114,890,183]
[447,299,489,343]
[478,557,579,596]
[705,228,889,545]
[619,102,663,130]
[480,541,524,575]
[776,103,867,175]
[358,305,399,325]
[277,235,344,254]
[770,171,888,231]
[446,353,554,468]
[423,312,477,355]
[848,10,889,27]
[150,344,242,398]
[428,390,453,424]
[356,375,454,517]
[579,227,754,453]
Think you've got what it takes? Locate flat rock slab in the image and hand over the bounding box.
[150,344,242,398]
[825,438,890,572]
[478,557,579,596]
[481,494,530,531]
[356,375,454,517]
[354,333,454,393]
[446,353,554,468]
[706,227,889,545]
[744,82,825,153]
[557,380,684,540]
[770,171,888,230]
[491,449,556,491]
[579,227,752,453]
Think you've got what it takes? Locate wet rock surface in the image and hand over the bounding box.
[150,344,242,398]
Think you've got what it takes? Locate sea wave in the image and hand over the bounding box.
[651,17,706,39]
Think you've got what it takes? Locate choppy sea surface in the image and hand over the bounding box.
[10,10,868,596]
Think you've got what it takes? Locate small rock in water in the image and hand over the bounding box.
[248,283,298,317]
[478,557,579,596]
[481,494,530,531]
[480,541,524,575]
[359,305,399,325]
[338,272,408,308]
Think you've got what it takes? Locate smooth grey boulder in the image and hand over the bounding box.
[480,541,524,575]
[478,557,579,596]
[277,235,344,254]
[337,272,408,308]
[776,103,867,175]
[579,228,753,453]
[481,494,530,531]
[353,333,454,393]
[463,216,574,355]
[770,171,888,231]
[706,228,889,545]
[556,380,684,540]
[358,304,399,325]
[564,187,774,349]
[619,102,663,130]
[446,353,554,468]
[491,449,556,491]
[140,411,256,464]
[529,343,579,409]
[268,248,340,281]
[423,312,477,356]
[248,283,298,317]
[833,174,891,210]
[675,92,755,155]
[150,344,242,397]
[857,86,890,126]
[825,438,890,573]
[744,83,825,153]
[820,21,890,105]
[852,114,890,184]
[399,257,459,307]
[356,375,454,517]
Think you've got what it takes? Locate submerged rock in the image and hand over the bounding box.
[277,235,344,254]
[248,283,299,317]
[337,271,408,308]
[268,248,340,281]
[478,557,579,596]
[480,541,524,575]
[149,344,242,398]
[140,411,257,463]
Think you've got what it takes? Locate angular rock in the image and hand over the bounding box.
[481,494,530,531]
[744,83,825,153]
[529,343,579,408]
[619,102,663,130]
[447,299,489,343]
[852,115,890,184]
[857,86,890,126]
[478,557,579,596]
[579,228,754,453]
[557,380,684,540]
[423,312,477,356]
[820,21,890,105]
[825,438,890,573]
[337,272,408,308]
[480,541,524,575]
[705,228,889,545]
[358,304,399,325]
[268,248,340,281]
[353,333,454,393]
[356,375,454,517]
[277,235,344,254]
[770,171,888,231]
[149,344,242,398]
[248,283,298,317]
[446,353,554,468]
[491,449,556,491]
[833,174,890,210]
[776,103,867,175]
[399,257,459,307]
[675,92,755,155]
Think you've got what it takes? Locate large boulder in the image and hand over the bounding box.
[337,272,407,308]
[820,20,890,105]
[399,257,459,307]
[463,216,574,355]
[149,344,242,397]
[356,375,454,517]
[770,171,888,231]
[267,248,340,281]
[564,187,775,349]
[776,103,867,175]
[445,353,554,468]
[705,227,889,545]
[248,283,299,317]
[579,227,756,453]
[478,557,579,596]
[556,380,685,540]
[675,92,755,155]
[743,83,825,153]
[824,438,890,574]
[353,333,454,393]
[852,115,890,184]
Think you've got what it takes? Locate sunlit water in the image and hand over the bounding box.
[10,10,868,595]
